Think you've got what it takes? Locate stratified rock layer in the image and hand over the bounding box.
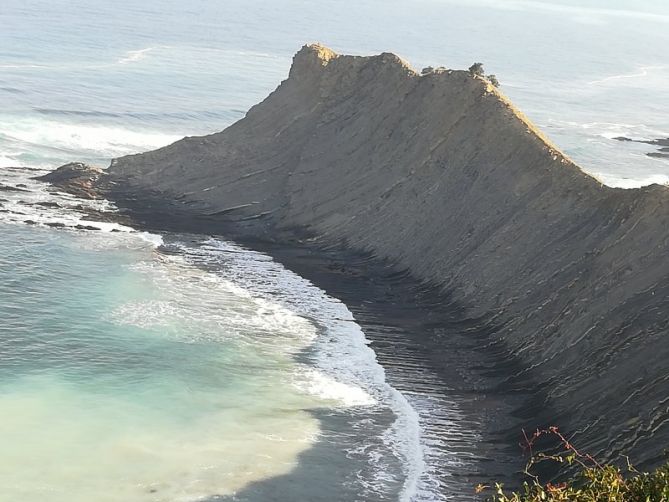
[109,44,669,466]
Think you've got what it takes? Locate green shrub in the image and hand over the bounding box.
[486,74,500,87]
[477,427,669,501]
[468,63,500,87]
[469,62,485,76]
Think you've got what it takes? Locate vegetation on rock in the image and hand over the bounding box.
[468,63,500,87]
[487,74,500,87]
[469,62,485,76]
[478,427,669,501]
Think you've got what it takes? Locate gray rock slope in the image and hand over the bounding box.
[110,44,669,465]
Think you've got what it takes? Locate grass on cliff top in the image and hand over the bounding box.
[478,427,669,502]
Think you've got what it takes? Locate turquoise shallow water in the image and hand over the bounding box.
[0,170,422,500]
[0,1,668,500]
[0,224,325,500]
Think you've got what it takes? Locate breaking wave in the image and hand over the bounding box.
[0,117,180,161]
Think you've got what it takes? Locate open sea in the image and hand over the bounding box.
[0,1,668,501]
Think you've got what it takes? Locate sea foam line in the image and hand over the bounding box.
[0,117,181,159]
[174,237,427,501]
[0,46,162,72]
[588,65,666,85]
[0,155,20,168]
[1,168,429,499]
[0,63,49,69]
[117,47,157,65]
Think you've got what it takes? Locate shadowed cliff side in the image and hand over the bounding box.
[109,44,669,468]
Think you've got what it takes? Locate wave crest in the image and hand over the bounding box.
[117,47,157,65]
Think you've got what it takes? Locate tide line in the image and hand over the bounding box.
[588,65,666,85]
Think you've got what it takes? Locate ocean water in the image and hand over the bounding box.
[0,225,321,501]
[0,169,422,501]
[0,0,668,500]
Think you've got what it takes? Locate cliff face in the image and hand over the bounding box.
[110,44,669,465]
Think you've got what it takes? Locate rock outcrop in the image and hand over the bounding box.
[35,162,107,199]
[615,136,669,159]
[0,183,30,192]
[107,44,669,467]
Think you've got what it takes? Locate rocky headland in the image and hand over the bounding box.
[40,44,669,492]
[34,161,108,199]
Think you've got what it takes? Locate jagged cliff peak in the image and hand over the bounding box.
[296,43,338,63]
[289,43,338,76]
[285,44,601,189]
[290,43,416,79]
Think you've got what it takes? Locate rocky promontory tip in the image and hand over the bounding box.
[35,162,107,199]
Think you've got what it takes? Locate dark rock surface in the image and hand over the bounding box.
[614,136,669,159]
[34,201,62,209]
[73,224,101,231]
[63,44,669,485]
[34,162,108,199]
[0,183,30,192]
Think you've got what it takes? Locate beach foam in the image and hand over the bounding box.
[593,172,669,189]
[0,155,19,167]
[0,166,166,249]
[117,47,157,65]
[178,237,426,501]
[0,117,180,160]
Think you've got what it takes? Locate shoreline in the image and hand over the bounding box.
[103,185,549,498]
[30,164,559,495]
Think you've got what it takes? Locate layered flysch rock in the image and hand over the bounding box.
[109,44,669,467]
